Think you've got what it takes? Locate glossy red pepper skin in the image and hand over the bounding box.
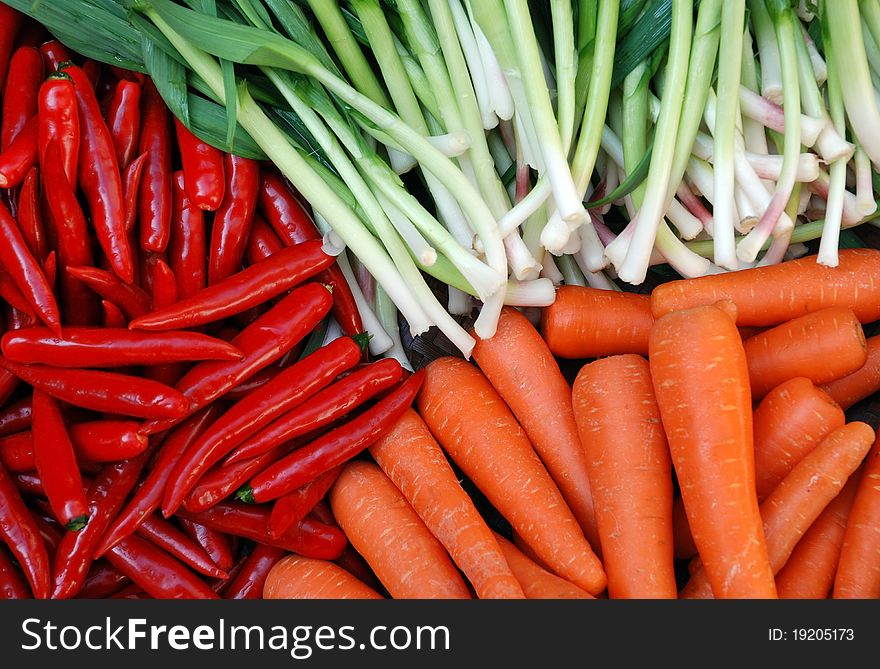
[177,518,234,572]
[173,118,225,211]
[77,560,129,598]
[141,282,333,436]
[101,300,126,328]
[122,152,147,234]
[36,40,70,74]
[222,543,285,599]
[16,167,46,262]
[142,255,187,387]
[245,214,284,264]
[0,357,191,420]
[269,465,342,539]
[106,532,219,599]
[61,63,133,283]
[0,5,23,92]
[0,545,30,599]
[1,46,42,151]
[258,171,363,336]
[2,327,243,367]
[209,155,259,284]
[0,114,37,188]
[137,80,171,253]
[135,514,226,579]
[0,270,37,316]
[223,365,283,402]
[105,78,141,170]
[0,398,32,437]
[162,336,361,515]
[37,73,79,186]
[227,358,404,466]
[95,406,221,558]
[169,170,206,299]
[130,241,334,331]
[0,200,61,334]
[32,390,89,531]
[65,265,151,320]
[0,460,50,598]
[245,369,423,503]
[0,420,148,474]
[179,502,346,560]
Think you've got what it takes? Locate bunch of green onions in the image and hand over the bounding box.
[9,0,880,359]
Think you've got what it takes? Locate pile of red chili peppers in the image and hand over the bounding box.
[0,5,422,599]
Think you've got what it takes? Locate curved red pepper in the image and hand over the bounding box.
[61,63,133,283]
[245,214,284,264]
[177,518,234,572]
[137,80,172,253]
[169,170,206,299]
[32,390,89,531]
[0,270,37,316]
[269,465,342,539]
[16,167,46,262]
[65,265,150,320]
[0,545,30,599]
[142,255,186,387]
[209,154,259,284]
[173,118,225,211]
[37,72,79,186]
[129,241,334,331]
[1,46,42,150]
[122,152,147,234]
[162,336,361,515]
[0,114,37,188]
[222,543,285,599]
[77,560,129,598]
[0,398,32,437]
[0,460,49,598]
[101,300,126,328]
[0,5,24,91]
[0,357,191,420]
[105,78,141,170]
[135,514,226,579]
[36,40,69,74]
[258,171,363,335]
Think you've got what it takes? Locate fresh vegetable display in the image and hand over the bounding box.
[0,0,878,601]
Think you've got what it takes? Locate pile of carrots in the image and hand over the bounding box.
[265,248,880,599]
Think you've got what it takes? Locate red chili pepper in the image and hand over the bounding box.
[0,460,50,598]
[95,406,221,558]
[2,327,243,368]
[0,398,31,437]
[0,5,23,91]
[0,545,30,599]
[13,472,46,498]
[259,171,363,336]
[222,365,282,402]
[65,265,151,320]
[40,139,97,325]
[60,63,133,283]
[105,78,141,171]
[0,200,60,334]
[51,454,150,599]
[16,167,46,262]
[169,170,206,299]
[31,390,89,531]
[227,358,403,466]
[0,420,149,474]
[143,255,187,386]
[135,514,226,579]
[101,300,126,328]
[222,543,285,599]
[106,532,218,599]
[37,72,79,187]
[177,518,234,572]
[209,155,259,284]
[245,214,284,264]
[0,369,19,409]
[37,40,70,74]
[162,336,361,515]
[0,114,37,188]
[122,152,147,234]
[269,465,342,539]
[173,118,225,211]
[242,369,423,503]
[0,269,37,317]
[1,46,42,151]
[178,502,346,560]
[137,80,172,253]
[129,241,334,331]
[77,560,129,598]
[140,282,333,436]
[0,358,191,420]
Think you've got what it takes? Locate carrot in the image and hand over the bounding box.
[833,432,880,599]
[743,307,867,399]
[775,475,859,599]
[418,357,606,595]
[671,498,698,560]
[572,354,676,599]
[821,335,880,410]
[650,248,880,326]
[472,306,599,550]
[492,532,594,599]
[683,422,875,598]
[328,460,471,599]
[263,555,383,599]
[369,409,524,599]
[649,303,776,598]
[753,377,845,500]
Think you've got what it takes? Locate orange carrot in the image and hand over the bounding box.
[649,303,776,598]
[472,306,599,550]
[329,460,471,599]
[821,335,880,410]
[572,354,676,599]
[369,409,525,599]
[775,475,859,599]
[263,555,383,599]
[540,285,653,358]
[418,357,607,595]
[683,422,875,598]
[753,377,845,500]
[650,248,880,326]
[743,307,867,399]
[833,433,880,599]
[493,532,594,599]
